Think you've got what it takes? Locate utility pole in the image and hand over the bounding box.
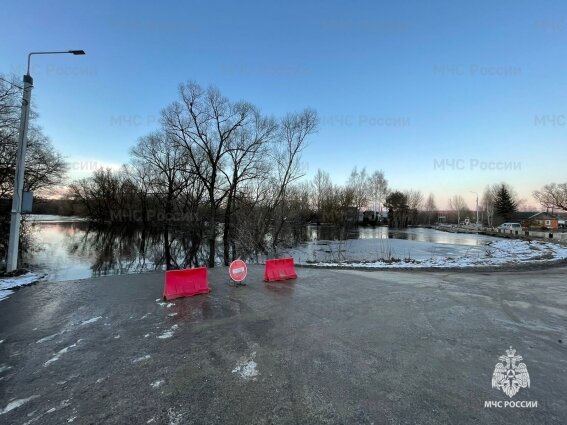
[6,50,85,271]
[470,191,479,227]
[6,75,33,272]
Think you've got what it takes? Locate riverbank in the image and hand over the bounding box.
[1,265,566,424]
[305,239,567,269]
[433,223,567,243]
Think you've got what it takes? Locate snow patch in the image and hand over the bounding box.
[44,340,81,367]
[157,324,178,339]
[167,312,178,317]
[36,333,59,344]
[0,364,12,373]
[150,379,164,388]
[68,416,77,423]
[80,316,102,326]
[312,240,567,269]
[0,395,39,415]
[232,352,259,380]
[0,273,43,301]
[133,355,151,363]
[114,335,121,339]
[156,300,176,308]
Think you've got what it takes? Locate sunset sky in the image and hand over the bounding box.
[2,0,566,210]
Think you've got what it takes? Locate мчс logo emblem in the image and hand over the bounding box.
[491,346,530,398]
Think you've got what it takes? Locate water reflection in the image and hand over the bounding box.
[23,218,498,282]
[23,219,208,282]
[307,225,492,246]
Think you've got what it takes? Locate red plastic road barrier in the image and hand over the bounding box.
[229,259,248,282]
[163,267,210,301]
[264,257,298,282]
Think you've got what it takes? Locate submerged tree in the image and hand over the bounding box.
[270,109,318,251]
[162,82,253,267]
[347,166,369,216]
[368,169,388,213]
[72,81,318,267]
[405,189,423,225]
[311,169,332,221]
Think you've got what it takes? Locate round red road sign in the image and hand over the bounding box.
[229,259,248,282]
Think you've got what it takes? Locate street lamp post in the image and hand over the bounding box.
[470,191,479,227]
[6,50,85,272]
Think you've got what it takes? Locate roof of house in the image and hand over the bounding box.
[513,211,559,220]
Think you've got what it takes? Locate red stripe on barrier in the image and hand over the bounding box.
[163,267,210,300]
[264,257,298,282]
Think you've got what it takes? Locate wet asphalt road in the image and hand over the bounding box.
[0,265,566,424]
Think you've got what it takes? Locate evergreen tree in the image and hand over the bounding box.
[385,191,409,228]
[495,184,517,221]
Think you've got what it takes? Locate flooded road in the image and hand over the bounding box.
[1,264,566,424]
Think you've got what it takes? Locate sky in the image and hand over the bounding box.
[1,0,566,210]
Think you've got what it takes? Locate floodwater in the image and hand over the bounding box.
[22,216,500,282]
[307,225,495,246]
[23,216,171,282]
[288,225,500,264]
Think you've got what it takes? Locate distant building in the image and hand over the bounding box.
[513,212,559,229]
[361,210,387,225]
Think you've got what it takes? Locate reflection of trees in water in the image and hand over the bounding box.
[67,222,310,276]
[0,219,35,268]
[18,220,312,277]
[67,224,207,276]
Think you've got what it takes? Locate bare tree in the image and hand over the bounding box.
[482,185,499,227]
[449,194,468,224]
[220,109,277,264]
[130,131,190,269]
[405,189,423,225]
[347,166,369,216]
[311,169,332,221]
[270,109,318,251]
[424,193,437,225]
[70,81,318,266]
[162,82,252,267]
[69,168,136,222]
[533,183,567,211]
[0,75,68,199]
[368,170,388,213]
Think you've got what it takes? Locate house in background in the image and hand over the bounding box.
[513,211,559,229]
[361,210,388,225]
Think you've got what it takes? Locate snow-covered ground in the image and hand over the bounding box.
[301,239,567,269]
[0,273,44,301]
